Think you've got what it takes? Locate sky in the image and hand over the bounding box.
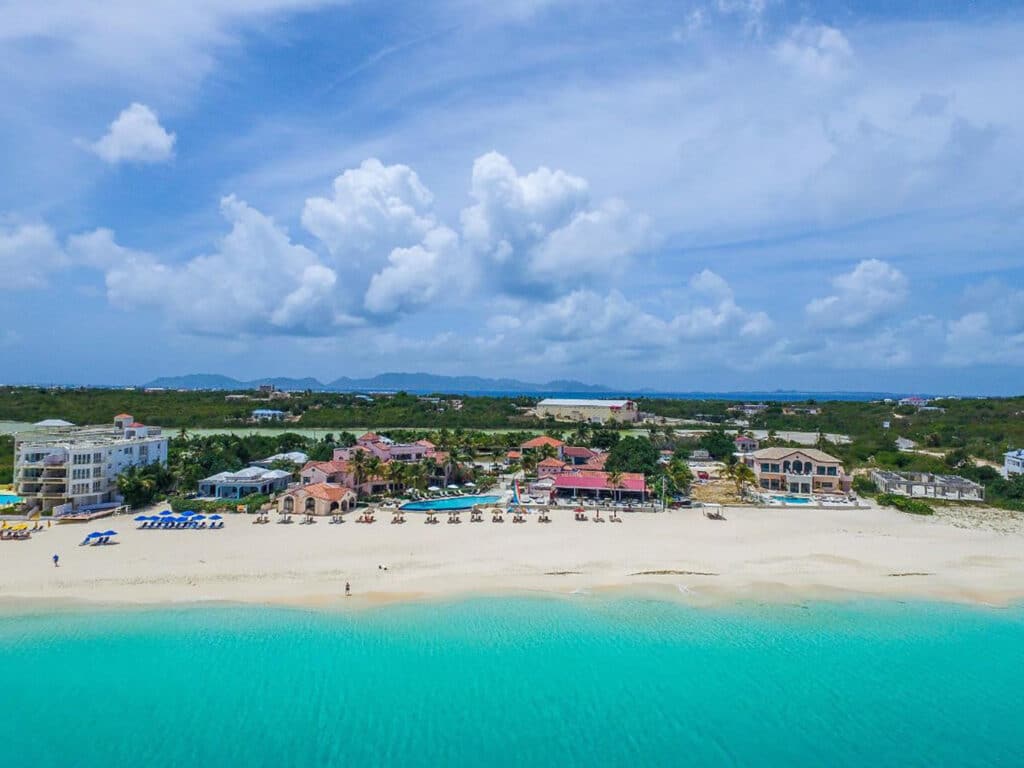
[2,0,1023,394]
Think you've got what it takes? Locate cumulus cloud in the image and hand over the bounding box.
[774,24,853,78]
[106,196,347,335]
[364,226,462,315]
[0,224,67,289]
[89,103,176,164]
[461,152,648,290]
[806,259,907,329]
[943,280,1024,365]
[301,158,436,262]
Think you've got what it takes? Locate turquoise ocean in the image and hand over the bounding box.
[3,597,1022,767]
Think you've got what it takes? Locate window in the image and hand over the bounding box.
[93,452,102,463]
[827,466,837,476]
[770,463,780,473]
[761,463,770,472]
[817,466,825,475]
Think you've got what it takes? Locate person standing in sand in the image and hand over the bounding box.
[345,581,351,596]
[52,553,59,567]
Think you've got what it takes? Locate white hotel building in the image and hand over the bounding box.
[13,414,169,512]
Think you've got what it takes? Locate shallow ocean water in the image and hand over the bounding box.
[2,597,1022,767]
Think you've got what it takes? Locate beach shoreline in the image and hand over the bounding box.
[2,503,1023,614]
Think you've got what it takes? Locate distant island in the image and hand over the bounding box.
[143,372,615,395]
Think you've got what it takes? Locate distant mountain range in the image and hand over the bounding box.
[143,372,614,394]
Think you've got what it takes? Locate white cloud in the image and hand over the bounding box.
[301,158,436,263]
[0,224,67,289]
[364,226,462,315]
[775,24,853,78]
[943,281,1024,365]
[806,259,907,329]
[106,196,347,335]
[89,103,176,164]
[461,151,648,290]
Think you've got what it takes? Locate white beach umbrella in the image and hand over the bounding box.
[447,484,459,489]
[428,486,441,492]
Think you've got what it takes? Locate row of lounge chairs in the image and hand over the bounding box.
[139,520,224,529]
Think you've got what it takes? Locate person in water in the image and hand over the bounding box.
[52,553,59,567]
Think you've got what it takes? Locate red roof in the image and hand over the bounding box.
[521,436,565,450]
[538,457,567,468]
[114,413,132,419]
[563,446,596,459]
[300,482,356,501]
[128,422,145,428]
[583,454,608,469]
[506,450,522,459]
[358,432,381,442]
[415,439,436,449]
[302,459,350,475]
[552,471,647,492]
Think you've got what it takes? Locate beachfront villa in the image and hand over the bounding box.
[869,470,985,501]
[537,457,568,477]
[301,459,389,496]
[746,447,850,494]
[535,398,640,423]
[277,483,357,516]
[552,470,649,501]
[13,414,168,512]
[563,446,598,466]
[197,466,292,499]
[1005,450,1024,477]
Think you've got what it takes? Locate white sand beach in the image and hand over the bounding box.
[2,503,1023,609]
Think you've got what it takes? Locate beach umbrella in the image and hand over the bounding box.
[86,531,103,538]
[191,514,206,521]
[464,481,476,487]
[134,515,148,521]
[447,484,459,489]
[208,514,222,520]
[428,486,441,492]
[180,509,196,516]
[102,530,118,536]
[159,510,174,516]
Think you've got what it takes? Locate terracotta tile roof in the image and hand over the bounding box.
[300,482,356,501]
[358,432,381,442]
[583,454,608,469]
[538,457,567,468]
[521,435,565,449]
[302,459,350,475]
[506,450,522,459]
[415,439,436,448]
[114,413,132,419]
[563,446,596,459]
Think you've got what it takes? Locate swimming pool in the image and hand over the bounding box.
[400,495,502,511]
[769,494,812,505]
[0,493,24,506]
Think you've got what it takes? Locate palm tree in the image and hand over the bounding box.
[385,461,405,495]
[539,443,559,461]
[728,463,756,496]
[350,449,367,491]
[365,455,383,493]
[607,470,624,502]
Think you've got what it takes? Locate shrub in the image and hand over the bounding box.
[877,493,934,516]
[852,475,877,496]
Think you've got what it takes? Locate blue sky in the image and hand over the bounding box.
[2,0,1023,393]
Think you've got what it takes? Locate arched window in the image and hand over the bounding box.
[783,461,791,473]
[305,497,317,513]
[283,496,294,513]
[793,460,803,474]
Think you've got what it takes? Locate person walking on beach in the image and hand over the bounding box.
[52,553,59,567]
[345,581,351,597]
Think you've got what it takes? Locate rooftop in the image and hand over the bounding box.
[751,447,843,464]
[521,435,565,449]
[538,398,634,408]
[553,470,647,492]
[201,467,291,484]
[295,482,356,501]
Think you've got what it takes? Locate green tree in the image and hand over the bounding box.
[605,437,659,476]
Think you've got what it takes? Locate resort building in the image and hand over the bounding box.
[537,458,568,477]
[869,470,985,501]
[197,467,292,499]
[300,459,389,496]
[1005,450,1024,477]
[277,483,357,517]
[251,408,286,421]
[13,414,168,512]
[552,470,649,501]
[333,432,429,464]
[519,435,566,458]
[745,447,849,494]
[535,398,640,423]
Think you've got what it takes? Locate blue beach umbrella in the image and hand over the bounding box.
[191,514,206,521]
[160,510,174,516]
[102,530,118,536]
[180,510,196,517]
[208,514,222,520]
[86,531,102,538]
[134,515,148,521]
